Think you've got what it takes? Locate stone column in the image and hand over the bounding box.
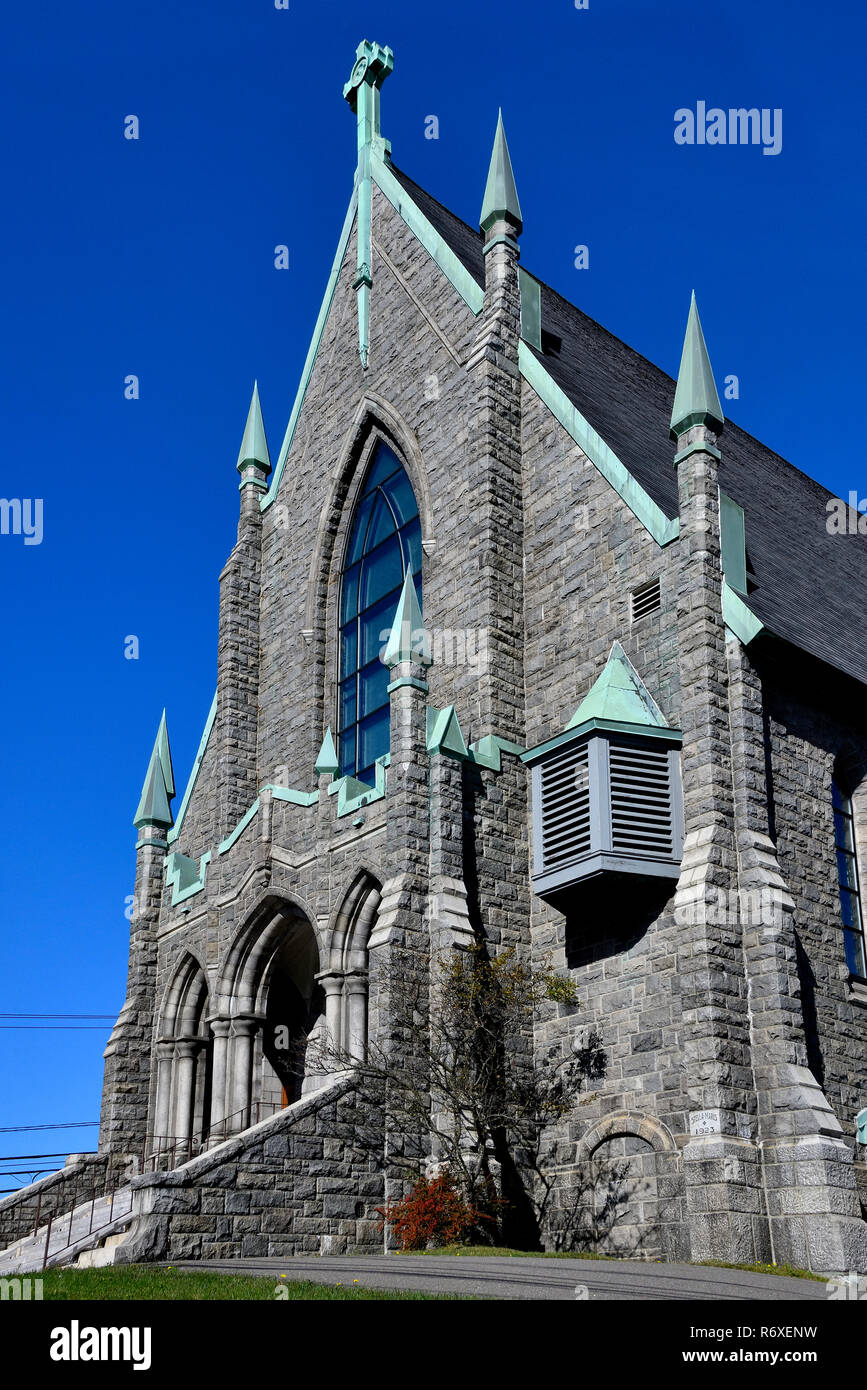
[316,971,345,1058]
[207,1018,232,1142]
[216,388,269,840]
[428,751,475,956]
[152,1040,175,1149]
[172,1039,199,1153]
[344,972,369,1061]
[100,819,166,1158]
[230,1016,261,1131]
[669,297,768,1265]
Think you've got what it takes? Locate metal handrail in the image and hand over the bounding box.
[140,1098,285,1174]
[37,1184,128,1271]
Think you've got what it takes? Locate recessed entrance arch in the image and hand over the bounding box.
[211,897,324,1136]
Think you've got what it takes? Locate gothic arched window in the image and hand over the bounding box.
[833,776,866,979]
[339,443,422,786]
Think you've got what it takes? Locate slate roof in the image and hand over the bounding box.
[390,164,867,691]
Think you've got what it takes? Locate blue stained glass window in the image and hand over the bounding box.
[338,444,422,786]
[833,778,866,979]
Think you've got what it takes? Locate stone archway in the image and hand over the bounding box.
[153,953,213,1159]
[568,1112,682,1260]
[211,897,323,1137]
[320,872,382,1061]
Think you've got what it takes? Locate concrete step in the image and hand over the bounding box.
[0,1188,135,1274]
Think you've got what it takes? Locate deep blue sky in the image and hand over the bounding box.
[1,0,864,1182]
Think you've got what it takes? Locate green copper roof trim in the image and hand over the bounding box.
[328,755,388,816]
[266,785,319,807]
[480,110,523,235]
[673,439,721,466]
[670,291,724,440]
[519,342,679,547]
[165,850,211,906]
[239,477,269,493]
[383,570,429,667]
[387,675,429,695]
[468,734,525,772]
[522,717,682,766]
[261,189,359,510]
[135,837,168,852]
[426,705,469,760]
[371,152,485,315]
[355,162,372,368]
[167,691,217,846]
[719,491,747,596]
[722,578,764,645]
[483,233,519,256]
[218,799,261,856]
[519,269,542,350]
[236,381,271,475]
[315,727,340,777]
[566,641,670,732]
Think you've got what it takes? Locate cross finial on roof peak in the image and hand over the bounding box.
[343,39,394,150]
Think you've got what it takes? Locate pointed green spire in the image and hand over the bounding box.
[236,381,272,475]
[133,715,175,829]
[567,643,669,734]
[315,727,340,777]
[155,708,174,799]
[670,292,724,440]
[382,571,429,668]
[480,110,523,235]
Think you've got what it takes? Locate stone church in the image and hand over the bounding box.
[86,40,867,1272]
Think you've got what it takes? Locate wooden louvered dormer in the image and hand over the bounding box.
[522,644,683,905]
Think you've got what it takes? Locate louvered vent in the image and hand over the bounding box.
[609,743,674,856]
[527,732,683,902]
[631,578,661,624]
[540,741,591,870]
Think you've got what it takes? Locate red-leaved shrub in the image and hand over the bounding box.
[378,1172,491,1251]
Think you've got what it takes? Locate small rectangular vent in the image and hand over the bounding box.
[540,740,591,870]
[609,744,674,856]
[631,578,661,624]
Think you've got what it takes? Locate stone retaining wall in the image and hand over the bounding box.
[116,1074,384,1264]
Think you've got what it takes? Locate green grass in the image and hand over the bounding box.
[40,1266,464,1301]
[698,1260,828,1283]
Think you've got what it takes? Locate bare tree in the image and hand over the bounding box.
[295,944,607,1249]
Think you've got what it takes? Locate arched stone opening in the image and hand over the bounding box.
[552,1112,683,1260]
[153,954,213,1160]
[320,872,382,1062]
[212,898,324,1137]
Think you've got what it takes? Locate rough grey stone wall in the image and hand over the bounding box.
[118,1077,382,1263]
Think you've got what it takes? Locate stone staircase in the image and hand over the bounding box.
[0,1186,135,1275]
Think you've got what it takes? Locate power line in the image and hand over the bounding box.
[0,1152,79,1161]
[0,1013,117,1020]
[0,1122,98,1133]
[0,1169,60,1177]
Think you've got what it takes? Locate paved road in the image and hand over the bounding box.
[175,1254,828,1301]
